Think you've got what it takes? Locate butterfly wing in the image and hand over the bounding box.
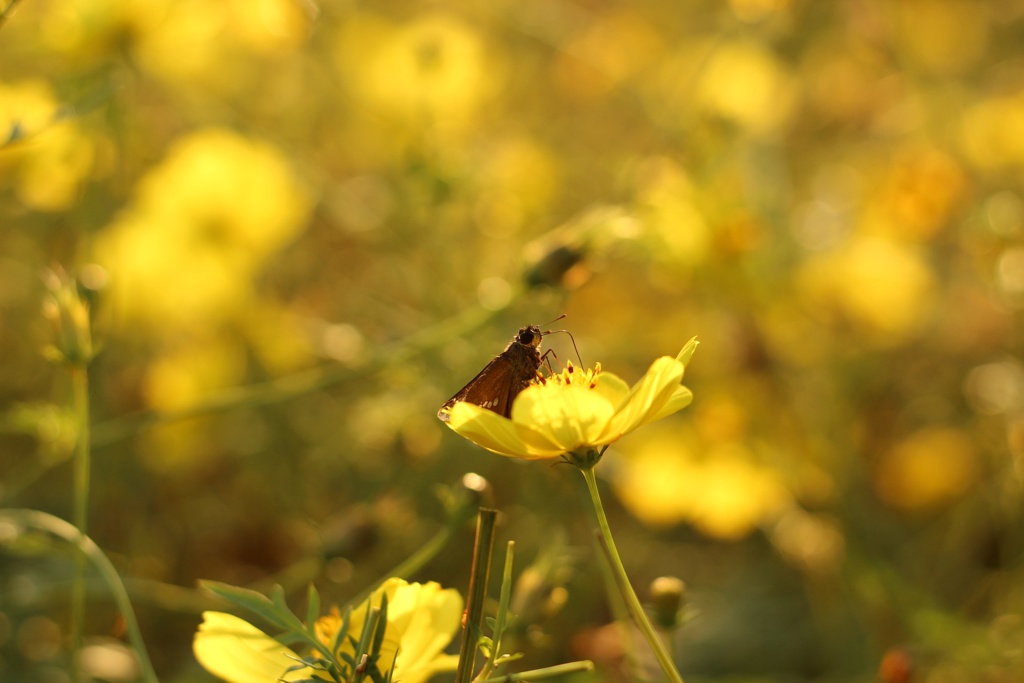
[437,344,541,422]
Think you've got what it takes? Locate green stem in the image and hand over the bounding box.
[474,540,515,682]
[480,660,594,683]
[91,299,510,450]
[336,526,451,612]
[70,366,90,681]
[581,467,684,683]
[0,509,159,683]
[455,508,498,683]
[342,476,482,609]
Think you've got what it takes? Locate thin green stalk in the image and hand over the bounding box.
[230,493,473,610]
[475,540,515,682]
[581,467,684,683]
[455,508,498,683]
[591,533,639,673]
[338,520,462,613]
[480,660,595,683]
[340,476,482,609]
[1,509,158,683]
[91,297,512,449]
[70,366,90,682]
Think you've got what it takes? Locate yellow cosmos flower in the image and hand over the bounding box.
[445,339,697,460]
[194,579,462,683]
[94,127,312,330]
[0,79,94,211]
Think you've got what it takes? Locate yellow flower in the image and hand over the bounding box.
[194,579,462,683]
[612,435,791,539]
[93,127,312,330]
[444,339,697,460]
[0,79,94,211]
[341,13,493,127]
[795,234,936,345]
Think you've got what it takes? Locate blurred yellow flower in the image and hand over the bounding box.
[135,334,250,472]
[633,157,711,266]
[94,127,311,330]
[475,136,561,237]
[338,13,493,129]
[443,339,697,460]
[796,235,936,345]
[695,40,797,134]
[895,0,988,75]
[962,93,1024,169]
[866,148,966,241]
[612,433,790,539]
[37,0,164,56]
[0,79,94,211]
[770,508,845,574]
[874,427,979,511]
[143,337,247,412]
[232,0,310,53]
[728,0,791,22]
[194,579,462,683]
[553,10,664,101]
[131,0,309,88]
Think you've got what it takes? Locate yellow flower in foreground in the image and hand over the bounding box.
[445,339,697,460]
[194,579,462,683]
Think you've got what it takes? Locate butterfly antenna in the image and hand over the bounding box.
[539,314,583,366]
[539,313,567,327]
[545,329,583,367]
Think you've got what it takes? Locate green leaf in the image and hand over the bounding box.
[200,580,297,631]
[486,539,516,667]
[271,585,290,613]
[371,593,388,659]
[306,584,322,637]
[495,652,524,664]
[277,629,317,647]
[330,606,352,658]
[366,662,387,683]
[353,603,380,668]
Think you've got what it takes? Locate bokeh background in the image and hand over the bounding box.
[2,0,1024,681]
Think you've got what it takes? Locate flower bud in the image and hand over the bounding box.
[42,267,95,368]
[648,576,686,630]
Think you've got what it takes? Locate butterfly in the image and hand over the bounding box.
[437,325,547,423]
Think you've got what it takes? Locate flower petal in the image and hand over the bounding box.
[514,381,617,451]
[193,612,310,683]
[315,578,405,672]
[406,653,461,680]
[637,384,693,428]
[591,370,630,407]
[676,337,699,366]
[597,356,685,443]
[391,582,463,683]
[447,402,564,458]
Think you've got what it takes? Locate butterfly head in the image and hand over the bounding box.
[516,325,543,349]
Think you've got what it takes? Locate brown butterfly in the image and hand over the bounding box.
[437,325,547,423]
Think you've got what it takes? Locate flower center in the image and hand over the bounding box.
[539,361,603,389]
